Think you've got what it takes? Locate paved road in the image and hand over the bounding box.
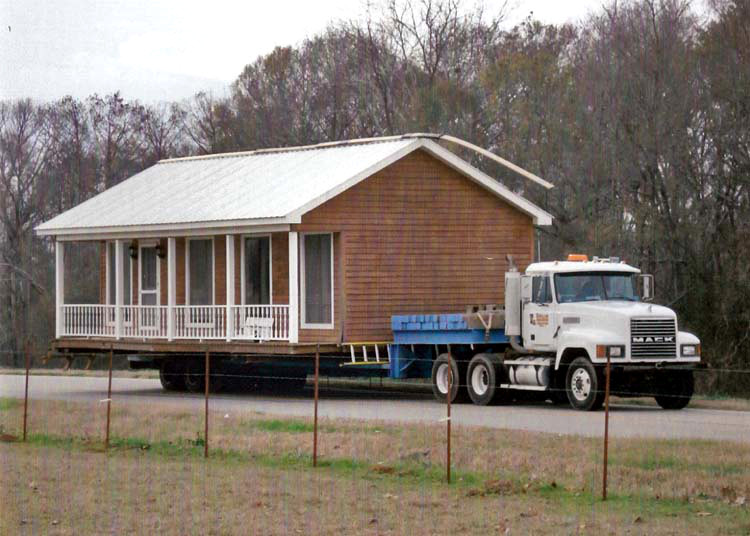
[1,374,749,442]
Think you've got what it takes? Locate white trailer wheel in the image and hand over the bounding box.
[466,353,505,406]
[471,363,490,396]
[435,363,452,395]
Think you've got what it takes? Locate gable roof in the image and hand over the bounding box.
[36,135,552,238]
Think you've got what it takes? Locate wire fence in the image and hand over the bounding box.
[1,347,749,533]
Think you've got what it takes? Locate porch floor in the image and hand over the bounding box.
[51,338,344,357]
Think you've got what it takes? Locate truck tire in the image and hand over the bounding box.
[431,353,468,403]
[654,370,694,410]
[466,353,506,405]
[565,357,605,411]
[184,359,205,393]
[159,359,186,391]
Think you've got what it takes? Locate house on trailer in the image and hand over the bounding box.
[36,135,552,357]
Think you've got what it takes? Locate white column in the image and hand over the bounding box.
[167,237,176,341]
[114,239,123,339]
[55,240,64,339]
[226,235,235,342]
[288,231,299,344]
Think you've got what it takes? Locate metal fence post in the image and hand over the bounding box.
[105,345,113,450]
[602,355,611,501]
[446,367,452,484]
[22,341,31,442]
[204,349,210,459]
[313,343,320,467]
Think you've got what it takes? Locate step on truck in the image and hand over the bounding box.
[387,254,701,410]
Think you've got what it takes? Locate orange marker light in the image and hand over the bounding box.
[567,254,589,262]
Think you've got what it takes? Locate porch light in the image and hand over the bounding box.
[128,245,137,259]
[156,244,165,258]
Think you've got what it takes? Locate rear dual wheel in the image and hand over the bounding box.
[431,353,468,403]
[466,353,508,405]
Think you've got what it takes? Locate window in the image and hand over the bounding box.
[532,275,552,304]
[243,236,271,305]
[554,272,639,303]
[106,242,131,306]
[302,233,333,327]
[187,238,214,305]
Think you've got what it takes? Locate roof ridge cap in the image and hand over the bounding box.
[157,133,439,164]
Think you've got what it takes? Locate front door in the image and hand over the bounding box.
[522,274,556,351]
[139,245,159,330]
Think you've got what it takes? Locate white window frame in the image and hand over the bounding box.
[240,234,273,306]
[185,236,215,306]
[105,241,133,326]
[300,232,334,330]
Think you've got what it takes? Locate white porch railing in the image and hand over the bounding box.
[173,305,226,340]
[60,304,290,342]
[231,305,290,341]
[61,305,116,337]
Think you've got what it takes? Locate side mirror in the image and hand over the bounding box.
[639,274,654,301]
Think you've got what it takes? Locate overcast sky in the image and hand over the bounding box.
[1,0,608,103]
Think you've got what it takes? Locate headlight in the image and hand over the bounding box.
[608,346,623,358]
[681,344,700,357]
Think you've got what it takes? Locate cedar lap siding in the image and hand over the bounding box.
[98,149,533,344]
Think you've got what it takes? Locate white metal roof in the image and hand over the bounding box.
[36,136,552,238]
[527,261,641,274]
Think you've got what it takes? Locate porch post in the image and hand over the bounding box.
[288,231,299,344]
[114,239,123,339]
[167,237,176,341]
[225,235,235,342]
[55,240,64,339]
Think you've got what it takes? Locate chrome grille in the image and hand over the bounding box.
[630,318,677,359]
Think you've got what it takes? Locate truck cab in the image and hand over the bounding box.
[503,255,700,409]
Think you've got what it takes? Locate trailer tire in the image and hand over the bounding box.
[184,359,205,393]
[431,353,468,403]
[159,359,186,391]
[654,370,693,410]
[565,357,605,411]
[466,353,506,405]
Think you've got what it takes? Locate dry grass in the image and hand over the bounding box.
[1,397,749,534]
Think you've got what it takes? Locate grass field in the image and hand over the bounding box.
[1,396,749,534]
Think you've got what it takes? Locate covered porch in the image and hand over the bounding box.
[54,230,302,344]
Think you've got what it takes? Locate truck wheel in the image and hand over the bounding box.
[431,353,467,403]
[467,353,506,405]
[184,359,205,393]
[565,357,605,411]
[159,359,186,391]
[654,370,693,410]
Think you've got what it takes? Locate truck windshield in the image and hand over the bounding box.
[554,272,639,303]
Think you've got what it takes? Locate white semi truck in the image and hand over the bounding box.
[450,254,701,410]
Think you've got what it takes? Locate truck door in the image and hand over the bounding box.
[522,274,556,351]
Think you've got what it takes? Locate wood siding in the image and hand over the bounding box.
[295,149,534,342]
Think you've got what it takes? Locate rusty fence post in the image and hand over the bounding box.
[313,343,320,467]
[602,354,611,501]
[22,341,31,442]
[446,367,452,484]
[204,349,210,459]
[105,345,113,450]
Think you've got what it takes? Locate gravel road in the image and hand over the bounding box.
[1,374,748,442]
